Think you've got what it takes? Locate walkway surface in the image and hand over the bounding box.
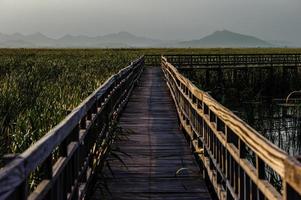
[91,67,211,200]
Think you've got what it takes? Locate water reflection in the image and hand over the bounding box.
[231,100,301,156]
[182,67,301,156]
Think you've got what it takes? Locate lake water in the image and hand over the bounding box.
[182,67,301,156]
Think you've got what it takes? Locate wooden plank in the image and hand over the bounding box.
[90,66,211,200]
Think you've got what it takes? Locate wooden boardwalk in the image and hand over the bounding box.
[91,66,211,200]
[2,56,301,200]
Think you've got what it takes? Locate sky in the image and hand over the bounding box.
[0,0,301,43]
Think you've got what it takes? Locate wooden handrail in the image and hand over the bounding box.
[0,56,144,200]
[161,56,301,200]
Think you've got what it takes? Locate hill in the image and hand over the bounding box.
[178,30,272,47]
[0,30,278,48]
[0,32,162,48]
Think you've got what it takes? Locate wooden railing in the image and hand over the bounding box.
[165,54,301,68]
[144,54,161,66]
[162,56,301,200]
[0,57,144,200]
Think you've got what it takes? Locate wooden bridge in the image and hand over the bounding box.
[146,54,301,69]
[0,54,301,200]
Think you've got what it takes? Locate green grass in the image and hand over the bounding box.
[0,49,140,163]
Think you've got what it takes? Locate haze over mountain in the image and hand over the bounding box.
[2,0,301,45]
[0,30,295,48]
[178,30,272,47]
[0,31,165,48]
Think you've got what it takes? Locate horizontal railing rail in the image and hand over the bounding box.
[161,56,301,200]
[0,56,144,200]
[164,54,301,68]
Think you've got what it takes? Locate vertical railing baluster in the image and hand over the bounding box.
[72,124,80,199]
[42,154,53,199]
[239,139,246,200]
[18,180,29,200]
[256,156,265,199]
[80,116,86,130]
[225,126,231,200]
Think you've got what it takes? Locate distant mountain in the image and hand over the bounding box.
[178,30,272,47]
[0,33,24,43]
[0,39,36,48]
[25,32,56,47]
[98,31,163,47]
[0,32,55,47]
[0,30,290,48]
[0,31,163,48]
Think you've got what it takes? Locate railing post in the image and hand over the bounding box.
[80,116,87,130]
[283,181,301,200]
[72,124,80,199]
[225,126,231,200]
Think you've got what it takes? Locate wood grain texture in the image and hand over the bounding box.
[162,56,301,199]
[162,57,288,176]
[90,67,211,200]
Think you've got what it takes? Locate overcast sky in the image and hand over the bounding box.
[0,0,301,43]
